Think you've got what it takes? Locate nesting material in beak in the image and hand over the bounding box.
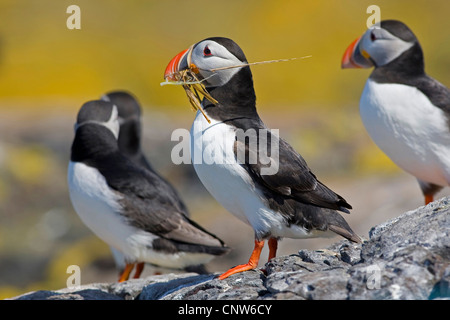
[162,47,311,123]
[162,47,218,123]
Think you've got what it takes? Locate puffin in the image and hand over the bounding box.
[67,100,230,282]
[100,90,197,274]
[164,37,361,280]
[342,20,450,205]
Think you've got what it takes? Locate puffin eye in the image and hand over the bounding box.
[203,45,212,56]
[370,32,376,41]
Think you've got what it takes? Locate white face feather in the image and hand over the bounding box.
[190,40,244,87]
[359,26,414,67]
[104,105,120,139]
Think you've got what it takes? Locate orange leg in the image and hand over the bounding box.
[219,239,265,280]
[425,194,433,205]
[133,262,145,279]
[268,237,278,261]
[118,263,134,282]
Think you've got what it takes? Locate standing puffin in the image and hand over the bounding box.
[101,90,195,274]
[67,100,230,282]
[342,20,450,205]
[164,37,360,280]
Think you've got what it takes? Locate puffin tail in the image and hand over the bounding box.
[328,224,362,243]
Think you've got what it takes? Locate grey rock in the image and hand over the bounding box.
[138,274,215,300]
[160,271,267,300]
[10,197,450,300]
[15,288,123,300]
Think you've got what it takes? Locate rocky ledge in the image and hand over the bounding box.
[11,197,450,300]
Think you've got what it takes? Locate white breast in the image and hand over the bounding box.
[67,161,146,259]
[190,111,322,240]
[67,161,216,268]
[360,79,450,187]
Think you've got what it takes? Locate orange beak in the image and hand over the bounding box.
[164,48,190,81]
[341,36,363,69]
[164,46,196,81]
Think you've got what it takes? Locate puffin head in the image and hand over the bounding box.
[75,100,120,140]
[341,20,420,69]
[164,37,257,112]
[164,37,250,88]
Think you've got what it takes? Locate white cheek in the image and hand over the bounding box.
[200,62,242,87]
[104,106,120,139]
[192,41,244,87]
[361,31,413,66]
[108,121,120,140]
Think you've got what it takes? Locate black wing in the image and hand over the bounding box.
[94,152,226,248]
[232,118,352,213]
[416,75,450,116]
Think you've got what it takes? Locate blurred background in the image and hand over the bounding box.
[0,0,449,298]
